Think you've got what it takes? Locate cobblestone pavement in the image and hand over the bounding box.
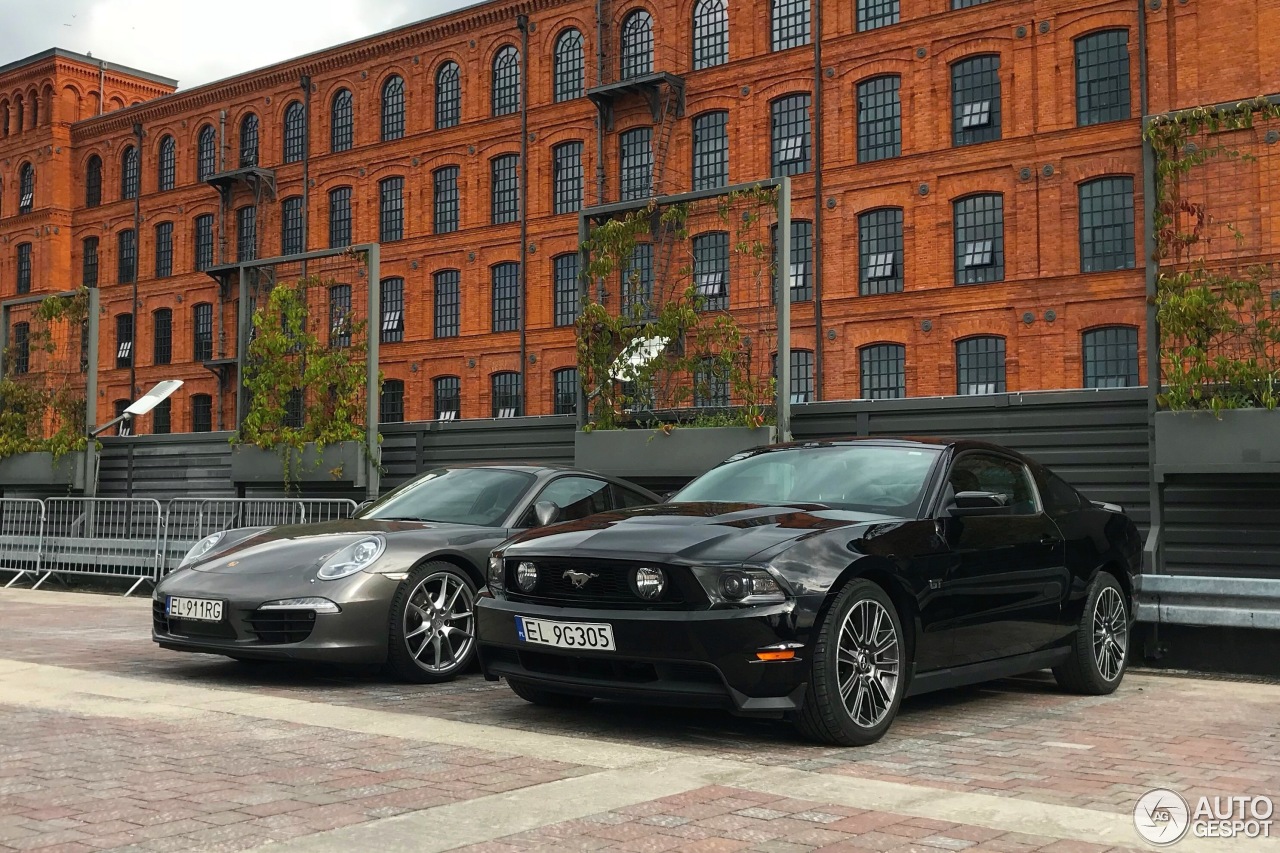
[1,589,1277,853]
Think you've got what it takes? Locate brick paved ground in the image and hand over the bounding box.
[1,589,1277,853]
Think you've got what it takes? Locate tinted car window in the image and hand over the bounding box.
[362,468,535,526]
[521,476,612,526]
[1039,469,1083,515]
[673,445,940,516]
[614,484,656,509]
[947,454,1038,514]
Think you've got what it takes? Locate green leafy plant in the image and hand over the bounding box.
[1146,98,1280,412]
[0,289,91,461]
[577,186,780,431]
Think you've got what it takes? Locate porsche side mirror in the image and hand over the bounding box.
[534,501,562,528]
[950,491,1012,517]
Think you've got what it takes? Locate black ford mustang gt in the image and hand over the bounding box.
[477,438,1141,745]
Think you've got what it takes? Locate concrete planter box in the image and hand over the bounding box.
[1153,409,1280,478]
[0,451,87,491]
[230,441,367,487]
[575,426,777,480]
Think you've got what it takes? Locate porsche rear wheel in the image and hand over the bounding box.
[386,562,477,684]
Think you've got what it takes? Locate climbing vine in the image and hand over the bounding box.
[577,185,780,431]
[1145,97,1280,412]
[0,289,91,460]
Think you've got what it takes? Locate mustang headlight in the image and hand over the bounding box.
[317,536,386,580]
[692,566,788,606]
[179,531,226,568]
[632,567,666,600]
[515,561,539,593]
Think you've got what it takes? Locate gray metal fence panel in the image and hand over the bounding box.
[97,433,236,500]
[0,498,45,588]
[1161,476,1280,581]
[40,497,162,595]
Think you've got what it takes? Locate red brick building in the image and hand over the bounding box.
[2,0,1278,432]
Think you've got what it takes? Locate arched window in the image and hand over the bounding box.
[1082,326,1139,388]
[85,155,102,207]
[239,113,259,167]
[620,10,654,80]
[554,29,584,102]
[492,45,521,117]
[491,372,522,418]
[859,344,906,399]
[381,75,405,141]
[1079,177,1135,272]
[191,395,213,433]
[692,0,728,69]
[120,146,139,200]
[953,193,1004,284]
[197,125,217,181]
[283,101,306,163]
[955,336,1006,395]
[331,89,354,153]
[380,379,405,424]
[158,136,176,191]
[434,376,461,420]
[435,61,461,128]
[553,368,579,414]
[18,162,34,214]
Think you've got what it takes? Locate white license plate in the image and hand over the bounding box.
[167,596,223,622]
[516,616,615,651]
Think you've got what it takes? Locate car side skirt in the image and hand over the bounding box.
[906,647,1071,697]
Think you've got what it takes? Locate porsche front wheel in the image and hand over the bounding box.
[386,562,477,684]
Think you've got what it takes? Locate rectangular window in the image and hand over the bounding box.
[553,142,583,215]
[857,0,898,31]
[192,395,213,433]
[380,277,404,344]
[694,359,730,407]
[281,197,304,256]
[433,270,460,338]
[622,244,654,316]
[1076,30,1130,127]
[117,230,136,284]
[10,322,29,374]
[553,368,579,415]
[154,222,173,278]
[153,309,172,366]
[553,254,580,327]
[491,155,519,224]
[491,373,522,418]
[771,0,810,51]
[771,95,811,177]
[433,166,459,234]
[16,243,31,294]
[116,314,133,369]
[194,215,214,271]
[492,263,520,332]
[194,303,214,362]
[379,176,404,242]
[82,237,99,287]
[434,376,461,419]
[1083,327,1139,388]
[329,284,352,348]
[857,76,901,163]
[236,206,256,263]
[693,232,729,311]
[956,337,1006,395]
[952,0,993,6]
[619,128,653,201]
[284,389,305,429]
[773,221,813,303]
[859,208,904,295]
[952,55,1001,146]
[1080,177,1135,272]
[860,344,905,399]
[380,380,405,424]
[954,194,1004,285]
[328,187,352,248]
[152,399,171,435]
[776,349,816,403]
[692,112,728,191]
[114,399,132,436]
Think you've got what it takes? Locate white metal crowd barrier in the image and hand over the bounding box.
[0,496,360,595]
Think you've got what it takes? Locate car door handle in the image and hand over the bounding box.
[1039,535,1058,545]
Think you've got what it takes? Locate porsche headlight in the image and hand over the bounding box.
[317,536,386,580]
[179,531,226,568]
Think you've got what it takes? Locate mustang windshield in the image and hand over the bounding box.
[361,468,535,526]
[673,445,941,516]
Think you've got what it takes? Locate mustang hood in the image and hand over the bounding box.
[505,502,899,565]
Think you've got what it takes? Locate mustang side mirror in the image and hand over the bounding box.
[950,491,1012,517]
[534,501,562,528]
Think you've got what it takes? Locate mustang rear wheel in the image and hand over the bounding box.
[386,562,477,684]
[793,578,906,746]
[506,677,594,708]
[1054,571,1129,694]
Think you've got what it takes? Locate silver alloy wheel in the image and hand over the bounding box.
[1092,585,1128,682]
[836,598,900,728]
[403,571,475,674]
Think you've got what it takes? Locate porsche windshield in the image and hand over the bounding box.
[361,468,535,526]
[672,445,941,515]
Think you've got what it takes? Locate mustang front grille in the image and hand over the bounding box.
[502,558,704,609]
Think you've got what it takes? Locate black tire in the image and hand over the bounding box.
[385,561,478,684]
[507,677,594,708]
[792,579,907,746]
[1054,571,1129,695]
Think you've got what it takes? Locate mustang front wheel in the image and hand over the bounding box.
[793,578,906,746]
[386,562,477,683]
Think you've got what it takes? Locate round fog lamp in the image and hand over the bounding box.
[633,566,666,600]
[516,561,539,593]
[720,571,750,601]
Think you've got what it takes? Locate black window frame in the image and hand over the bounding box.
[10,321,29,375]
[194,214,214,271]
[16,242,31,294]
[788,349,816,403]
[692,0,728,69]
[771,94,811,177]
[331,89,354,153]
[956,336,1006,395]
[85,155,102,208]
[281,196,304,256]
[953,193,1004,285]
[115,313,134,369]
[772,220,814,303]
[554,29,585,102]
[328,186,352,248]
[1075,29,1131,127]
[771,0,810,51]
[622,243,654,316]
[491,372,523,418]
[379,175,405,243]
[692,111,728,191]
[553,367,579,415]
[117,229,136,285]
[857,0,899,31]
[198,125,217,181]
[329,284,352,349]
[694,358,730,408]
[283,101,306,164]
[380,276,405,344]
[191,394,213,433]
[18,162,34,213]
[553,141,584,215]
[491,262,520,332]
[236,205,257,263]
[952,55,1002,147]
[381,75,406,142]
[193,302,214,362]
[1079,176,1136,273]
[1082,326,1139,388]
[158,136,176,191]
[620,10,654,80]
[492,45,521,117]
[435,62,461,129]
[434,376,461,420]
[858,207,904,295]
[151,398,172,435]
[491,154,519,224]
[82,237,99,287]
[380,379,406,424]
[857,75,901,163]
[154,221,173,279]
[433,165,460,234]
[553,253,580,328]
[433,269,461,338]
[692,231,729,311]
[120,145,139,200]
[239,113,259,167]
[619,127,653,201]
[153,308,172,366]
[860,343,906,399]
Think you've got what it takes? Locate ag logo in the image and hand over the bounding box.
[1135,788,1190,845]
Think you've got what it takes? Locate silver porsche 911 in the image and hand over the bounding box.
[152,465,659,682]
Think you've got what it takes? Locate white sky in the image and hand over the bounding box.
[0,0,472,88]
